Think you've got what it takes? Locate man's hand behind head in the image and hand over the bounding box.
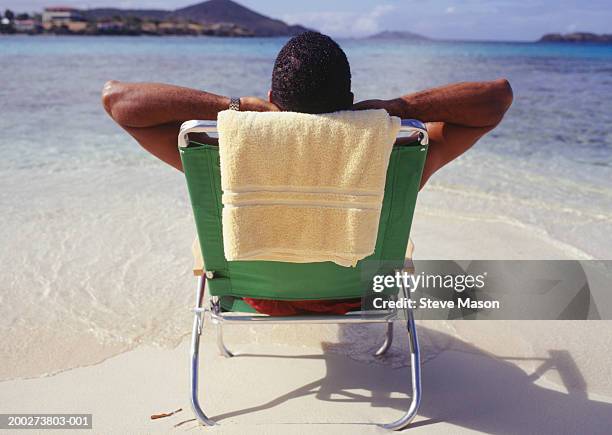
[240,97,280,112]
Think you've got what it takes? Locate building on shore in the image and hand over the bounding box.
[96,20,125,32]
[4,6,256,37]
[42,7,82,30]
[14,19,41,33]
[141,22,158,34]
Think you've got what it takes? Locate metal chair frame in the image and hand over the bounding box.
[190,268,421,431]
[183,119,426,430]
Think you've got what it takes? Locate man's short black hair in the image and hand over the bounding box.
[271,31,352,114]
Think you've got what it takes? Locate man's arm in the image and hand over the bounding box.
[101,81,276,170]
[354,79,513,187]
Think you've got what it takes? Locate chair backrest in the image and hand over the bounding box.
[179,120,428,302]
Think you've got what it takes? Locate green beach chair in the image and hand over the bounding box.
[178,118,429,430]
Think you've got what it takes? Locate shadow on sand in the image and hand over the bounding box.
[209,324,612,433]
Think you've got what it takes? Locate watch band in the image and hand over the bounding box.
[229,97,240,111]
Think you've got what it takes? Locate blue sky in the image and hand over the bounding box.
[2,0,611,41]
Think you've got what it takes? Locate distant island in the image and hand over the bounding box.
[367,30,612,44]
[538,32,612,43]
[0,0,311,37]
[366,30,430,41]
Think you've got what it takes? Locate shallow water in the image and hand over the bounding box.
[1,36,611,379]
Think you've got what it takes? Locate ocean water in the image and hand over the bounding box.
[1,36,611,379]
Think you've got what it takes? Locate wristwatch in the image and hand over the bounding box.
[229,97,240,111]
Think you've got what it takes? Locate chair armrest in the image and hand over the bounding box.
[192,236,205,276]
[179,120,218,148]
[404,239,415,274]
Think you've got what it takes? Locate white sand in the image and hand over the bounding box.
[3,330,612,435]
[2,213,612,434]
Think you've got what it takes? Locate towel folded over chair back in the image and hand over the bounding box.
[217,109,400,267]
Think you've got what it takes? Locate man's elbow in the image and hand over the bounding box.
[495,78,513,110]
[101,80,123,119]
[490,78,513,123]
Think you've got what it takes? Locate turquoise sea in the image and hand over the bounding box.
[1,35,611,378]
[3,36,611,253]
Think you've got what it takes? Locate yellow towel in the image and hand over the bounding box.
[217,109,400,267]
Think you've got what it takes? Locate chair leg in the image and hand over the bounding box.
[190,275,217,426]
[379,303,422,430]
[215,322,234,358]
[380,270,422,430]
[374,321,394,356]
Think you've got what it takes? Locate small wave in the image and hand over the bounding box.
[421,207,596,260]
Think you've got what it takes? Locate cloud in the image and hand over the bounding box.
[445,6,456,14]
[282,4,396,37]
[354,4,396,35]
